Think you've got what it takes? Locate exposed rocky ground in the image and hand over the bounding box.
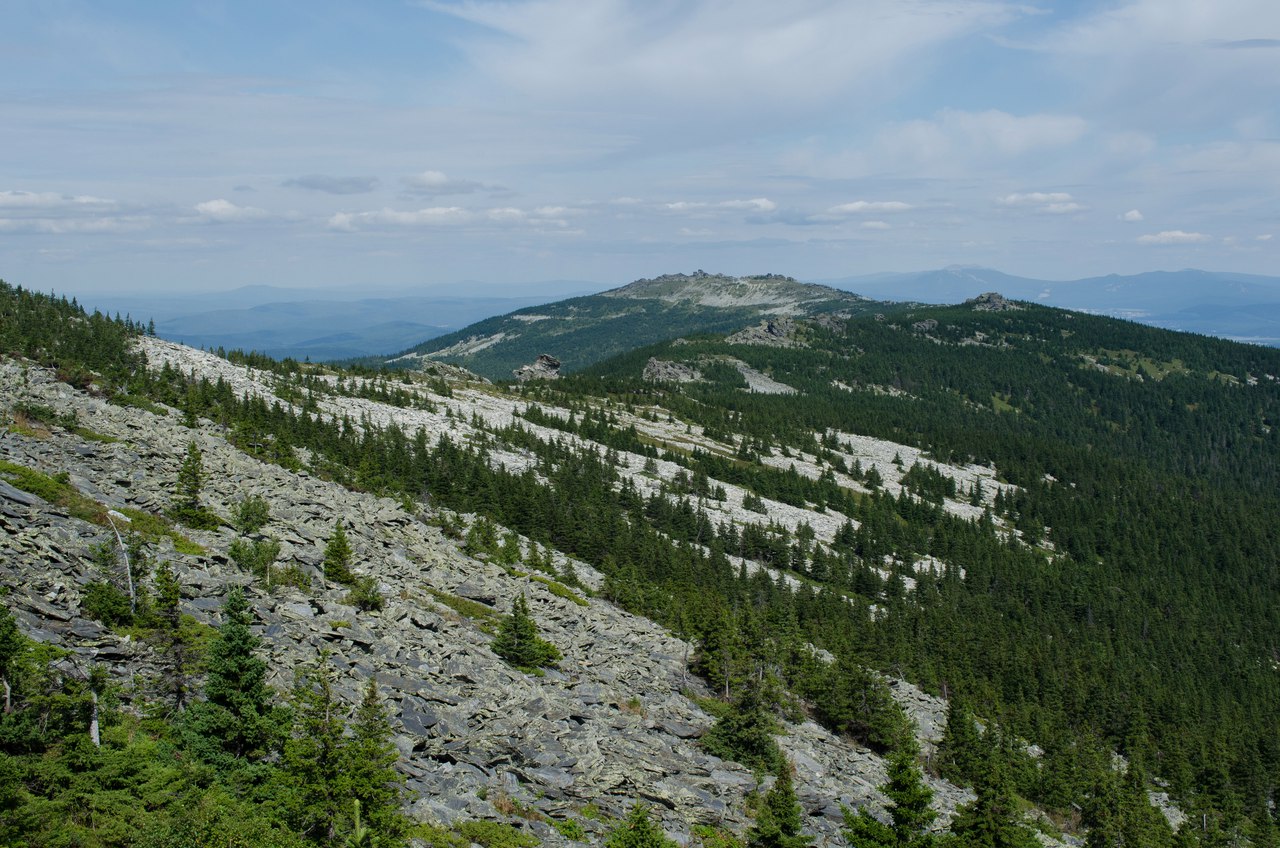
[0,354,1001,847]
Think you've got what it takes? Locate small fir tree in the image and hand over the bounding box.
[702,682,785,774]
[324,522,355,585]
[491,594,560,671]
[181,588,279,766]
[605,804,680,848]
[171,441,211,527]
[152,560,188,711]
[748,766,812,848]
[842,752,937,848]
[937,699,984,788]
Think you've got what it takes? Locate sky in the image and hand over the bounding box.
[2,0,1278,296]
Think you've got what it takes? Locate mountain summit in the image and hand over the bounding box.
[383,271,882,380]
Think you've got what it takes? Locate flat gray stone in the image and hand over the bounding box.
[0,480,44,506]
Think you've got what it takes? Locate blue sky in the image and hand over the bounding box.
[2,0,1278,295]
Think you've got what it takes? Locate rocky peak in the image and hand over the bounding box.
[968,292,1021,312]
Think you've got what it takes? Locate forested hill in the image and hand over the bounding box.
[378,271,889,380]
[546,294,1280,837]
[3,278,1280,847]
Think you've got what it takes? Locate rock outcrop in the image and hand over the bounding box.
[968,292,1020,312]
[642,358,702,383]
[513,354,561,383]
[725,317,803,347]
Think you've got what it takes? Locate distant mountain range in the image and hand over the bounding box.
[66,268,1280,364]
[822,267,1280,346]
[72,284,590,362]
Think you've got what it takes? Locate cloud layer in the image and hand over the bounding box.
[1,1,1276,292]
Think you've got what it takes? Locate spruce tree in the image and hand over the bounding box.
[281,656,348,844]
[323,522,354,585]
[748,766,812,848]
[181,588,278,766]
[605,804,679,848]
[342,678,407,845]
[0,601,24,715]
[702,682,785,774]
[172,441,208,526]
[948,730,1039,848]
[152,560,187,711]
[491,594,560,671]
[842,752,936,848]
[937,699,983,788]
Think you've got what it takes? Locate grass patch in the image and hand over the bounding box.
[411,823,467,848]
[454,821,539,848]
[530,574,588,607]
[72,425,119,443]
[118,507,207,555]
[0,460,106,524]
[108,393,168,416]
[427,587,501,630]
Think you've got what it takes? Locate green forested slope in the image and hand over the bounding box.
[558,303,1280,837]
[5,280,1280,845]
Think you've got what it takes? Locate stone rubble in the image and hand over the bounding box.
[0,356,1002,847]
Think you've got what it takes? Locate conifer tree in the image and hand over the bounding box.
[702,682,785,774]
[0,601,24,715]
[324,522,354,585]
[842,752,937,848]
[937,699,983,788]
[606,804,680,848]
[172,441,207,526]
[948,729,1039,848]
[281,656,347,844]
[152,560,188,711]
[748,766,812,848]
[342,678,407,845]
[491,594,560,671]
[181,588,278,766]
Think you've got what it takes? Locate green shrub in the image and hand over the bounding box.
[455,820,538,848]
[553,818,587,841]
[82,581,133,626]
[231,495,271,534]
[345,576,384,612]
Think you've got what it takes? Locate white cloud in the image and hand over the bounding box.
[1000,192,1073,206]
[998,192,1087,214]
[0,190,114,208]
[881,110,1088,166]
[429,0,1022,128]
[328,207,473,230]
[0,216,148,234]
[401,170,491,197]
[829,200,912,214]
[486,207,526,223]
[1121,209,1144,222]
[0,188,139,233]
[862,220,891,230]
[665,198,777,213]
[1137,230,1212,245]
[194,199,266,223]
[1257,234,1273,241]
